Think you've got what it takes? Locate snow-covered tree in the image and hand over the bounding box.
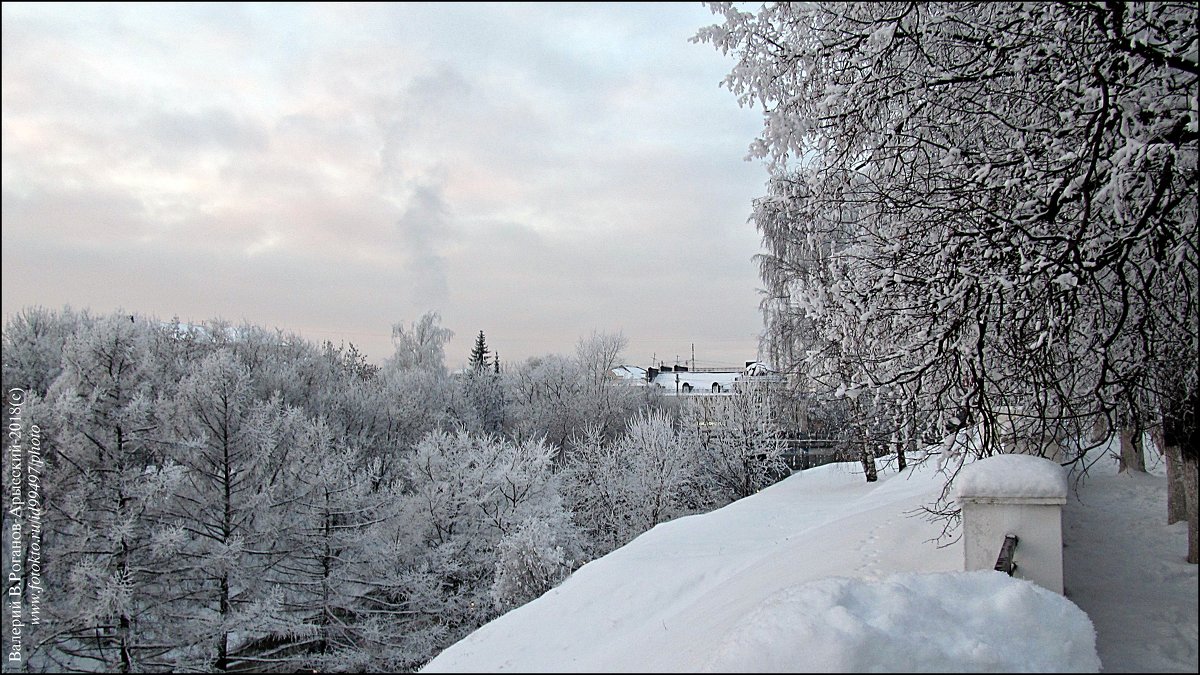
[460,368,507,436]
[697,1,1198,559]
[388,311,453,373]
[307,342,396,457]
[683,388,789,501]
[1,305,91,398]
[505,354,590,453]
[370,366,454,464]
[504,332,652,459]
[490,516,573,612]
[622,409,699,528]
[396,429,579,654]
[155,351,297,670]
[574,330,643,441]
[35,312,174,672]
[452,331,507,435]
[562,411,697,555]
[262,419,436,672]
[558,426,633,555]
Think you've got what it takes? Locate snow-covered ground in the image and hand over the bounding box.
[423,445,1197,673]
[1063,449,1199,672]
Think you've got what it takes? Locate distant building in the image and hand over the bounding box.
[608,361,783,396]
[608,365,649,385]
[607,359,830,469]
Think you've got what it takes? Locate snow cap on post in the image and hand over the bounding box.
[955,454,1067,503]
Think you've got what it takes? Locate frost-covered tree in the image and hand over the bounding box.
[559,426,633,555]
[388,311,453,373]
[698,1,1198,559]
[460,368,507,436]
[1,305,92,398]
[308,342,396,456]
[490,517,573,612]
[622,409,699,528]
[34,312,174,672]
[250,328,334,411]
[155,351,297,670]
[683,388,789,501]
[563,411,697,555]
[377,366,455,457]
[505,354,589,452]
[263,420,433,672]
[397,430,579,652]
[574,330,643,440]
[504,332,651,458]
[323,339,380,381]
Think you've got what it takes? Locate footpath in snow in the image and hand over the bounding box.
[419,447,1200,673]
[1062,450,1198,672]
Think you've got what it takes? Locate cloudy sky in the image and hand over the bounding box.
[1,2,771,369]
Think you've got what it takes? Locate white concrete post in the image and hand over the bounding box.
[955,454,1068,594]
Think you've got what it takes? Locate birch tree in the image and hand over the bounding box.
[697,1,1198,559]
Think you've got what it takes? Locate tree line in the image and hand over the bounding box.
[2,307,788,672]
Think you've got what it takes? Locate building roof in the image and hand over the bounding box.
[650,370,741,394]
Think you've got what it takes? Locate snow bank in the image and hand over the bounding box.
[419,442,1194,672]
[427,454,1084,667]
[706,571,1099,673]
[955,453,1067,500]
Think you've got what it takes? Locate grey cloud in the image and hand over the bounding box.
[374,64,474,184]
[395,182,454,309]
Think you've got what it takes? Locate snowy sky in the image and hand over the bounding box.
[1,2,771,369]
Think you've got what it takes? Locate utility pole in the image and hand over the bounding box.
[691,343,695,371]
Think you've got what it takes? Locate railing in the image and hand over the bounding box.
[994,534,1019,576]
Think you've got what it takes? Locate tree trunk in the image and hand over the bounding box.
[861,443,878,482]
[905,407,918,466]
[1184,452,1198,565]
[1162,389,1198,565]
[1089,415,1109,444]
[217,572,230,671]
[1166,443,1188,525]
[1118,427,1146,473]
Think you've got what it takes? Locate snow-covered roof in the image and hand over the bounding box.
[611,365,647,381]
[955,453,1067,501]
[649,370,740,394]
[743,361,775,377]
[606,361,778,394]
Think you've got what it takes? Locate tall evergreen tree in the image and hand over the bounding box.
[469,331,490,372]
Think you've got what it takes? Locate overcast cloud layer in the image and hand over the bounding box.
[2,2,770,369]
